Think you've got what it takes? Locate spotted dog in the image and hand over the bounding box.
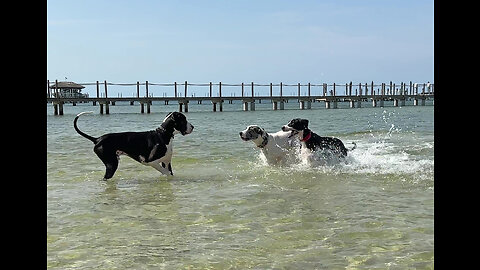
[74,111,194,180]
[239,125,297,165]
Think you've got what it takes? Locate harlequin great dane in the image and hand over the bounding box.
[74,111,194,180]
[239,125,297,165]
[281,118,355,157]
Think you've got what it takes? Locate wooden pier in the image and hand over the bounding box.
[47,80,434,115]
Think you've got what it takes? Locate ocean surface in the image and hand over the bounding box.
[47,100,434,269]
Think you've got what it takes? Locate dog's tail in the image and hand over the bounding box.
[348,142,357,151]
[74,111,97,143]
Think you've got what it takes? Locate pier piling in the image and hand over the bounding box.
[243,101,248,111]
[47,80,433,115]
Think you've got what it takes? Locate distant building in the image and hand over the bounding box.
[49,81,88,98]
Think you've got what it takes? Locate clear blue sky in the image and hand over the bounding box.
[47,0,433,97]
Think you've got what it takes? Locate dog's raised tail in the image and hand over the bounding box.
[349,142,357,151]
[74,111,97,143]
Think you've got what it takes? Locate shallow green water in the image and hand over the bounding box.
[47,101,433,269]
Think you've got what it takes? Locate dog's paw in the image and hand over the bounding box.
[139,155,146,163]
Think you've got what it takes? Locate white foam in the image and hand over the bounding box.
[253,134,434,181]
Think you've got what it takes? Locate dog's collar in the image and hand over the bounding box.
[301,132,312,142]
[156,126,169,135]
[156,125,175,138]
[257,133,269,148]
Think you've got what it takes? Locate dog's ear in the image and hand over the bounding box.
[254,126,263,134]
[163,112,174,122]
[300,119,309,129]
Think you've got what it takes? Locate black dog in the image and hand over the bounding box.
[74,111,194,180]
[281,118,355,157]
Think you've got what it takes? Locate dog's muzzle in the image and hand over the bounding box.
[239,132,249,141]
[182,122,194,135]
[282,125,298,138]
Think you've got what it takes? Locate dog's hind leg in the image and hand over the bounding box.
[102,158,119,180]
[94,145,119,180]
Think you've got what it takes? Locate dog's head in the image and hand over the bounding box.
[161,112,194,136]
[281,118,309,138]
[239,125,266,142]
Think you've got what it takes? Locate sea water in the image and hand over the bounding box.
[47,100,434,269]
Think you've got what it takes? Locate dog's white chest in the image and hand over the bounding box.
[260,133,295,165]
[155,142,173,164]
[162,142,173,161]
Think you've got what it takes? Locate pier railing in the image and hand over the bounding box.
[46,80,434,115]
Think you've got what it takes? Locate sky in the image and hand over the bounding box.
[47,0,434,97]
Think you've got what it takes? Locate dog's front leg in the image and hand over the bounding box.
[167,163,173,175]
[157,162,173,176]
[148,162,172,175]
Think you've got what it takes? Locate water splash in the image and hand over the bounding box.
[252,131,433,182]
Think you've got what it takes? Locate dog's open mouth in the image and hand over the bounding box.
[240,134,249,141]
[287,130,299,138]
[239,132,253,141]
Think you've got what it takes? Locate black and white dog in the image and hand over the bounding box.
[239,125,297,165]
[282,118,355,158]
[74,111,194,180]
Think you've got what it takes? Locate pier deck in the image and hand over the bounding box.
[47,80,434,115]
